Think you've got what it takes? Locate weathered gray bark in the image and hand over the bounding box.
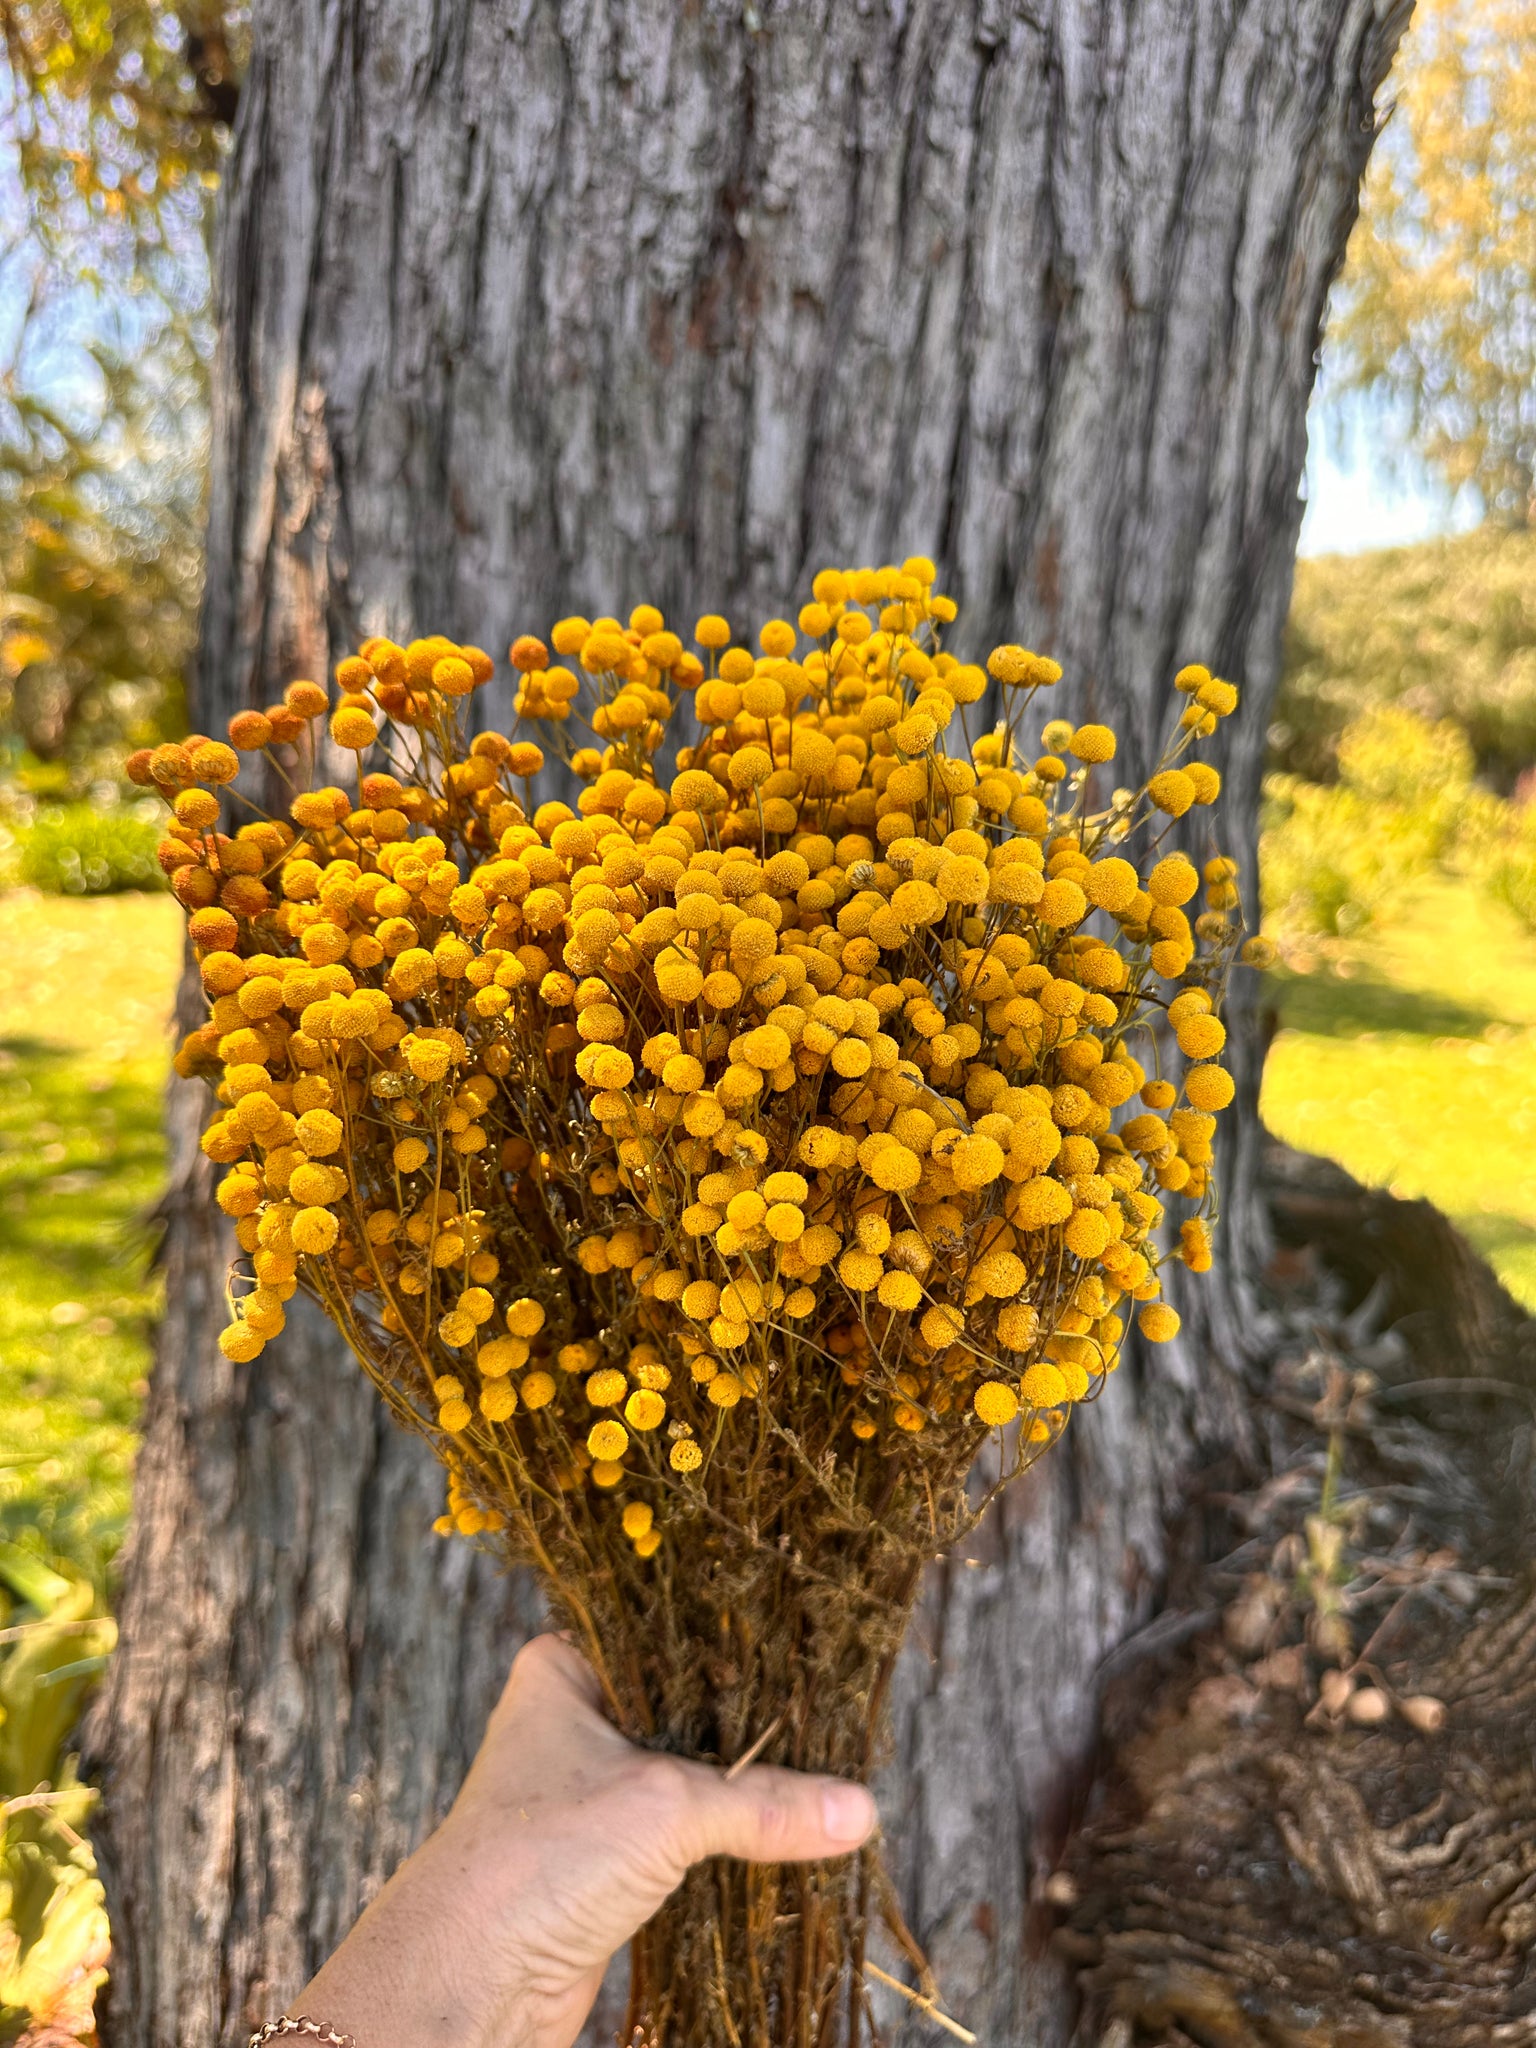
[86,3,1411,2043]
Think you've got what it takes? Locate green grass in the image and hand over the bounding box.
[0,892,183,1589]
[1261,874,1536,1309]
[0,1046,164,1581]
[0,890,180,2043]
[1,876,1531,1591]
[0,838,1527,2044]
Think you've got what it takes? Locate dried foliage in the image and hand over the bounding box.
[145,562,1259,2044]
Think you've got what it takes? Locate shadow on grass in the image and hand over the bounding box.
[1272,965,1504,1041]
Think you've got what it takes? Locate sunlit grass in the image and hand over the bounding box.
[0,870,1531,1593]
[0,892,180,2039]
[3,875,1532,1593]
[1261,875,1536,1309]
[0,857,1529,2044]
[0,892,183,1587]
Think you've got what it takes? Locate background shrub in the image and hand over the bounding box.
[1260,704,1482,936]
[1485,804,1536,933]
[15,805,164,896]
[1277,528,1536,791]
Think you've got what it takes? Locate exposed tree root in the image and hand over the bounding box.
[1054,1141,1536,2048]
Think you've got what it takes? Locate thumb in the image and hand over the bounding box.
[670,1760,877,1867]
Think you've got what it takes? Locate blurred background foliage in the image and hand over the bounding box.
[1276,526,1536,790]
[0,0,1534,2038]
[0,0,242,884]
[1261,0,1536,945]
[0,8,237,2032]
[6,798,161,891]
[0,1544,114,2045]
[1261,701,1482,940]
[1323,0,1536,524]
[1264,533,1536,942]
[0,883,178,2044]
[0,358,201,782]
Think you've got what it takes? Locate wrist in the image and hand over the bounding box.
[288,1960,483,2048]
[290,1959,500,2048]
[290,1830,522,2048]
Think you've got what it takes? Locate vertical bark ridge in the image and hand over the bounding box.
[87,2,1412,2041]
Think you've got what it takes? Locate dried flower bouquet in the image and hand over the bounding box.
[141,558,1262,2046]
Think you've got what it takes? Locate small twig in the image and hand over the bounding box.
[3,1789,85,1814]
[1263,1393,1376,1438]
[0,1617,106,1646]
[724,1712,786,1782]
[3,1789,93,1848]
[710,1923,744,2048]
[1350,1590,1417,1673]
[861,1963,977,2045]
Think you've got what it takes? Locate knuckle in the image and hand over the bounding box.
[644,1754,697,1810]
[750,1792,795,1856]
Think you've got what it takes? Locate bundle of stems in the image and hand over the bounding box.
[140,558,1261,2045]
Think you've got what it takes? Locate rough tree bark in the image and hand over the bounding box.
[85,4,1411,2043]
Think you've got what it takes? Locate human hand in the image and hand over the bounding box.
[286,1633,878,2048]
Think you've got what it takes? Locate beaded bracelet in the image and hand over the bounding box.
[248,2019,355,2048]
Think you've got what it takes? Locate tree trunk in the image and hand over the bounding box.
[85,3,1411,2042]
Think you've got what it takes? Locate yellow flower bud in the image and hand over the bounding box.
[588,1419,630,1461]
[974,1382,1019,1427]
[1138,1303,1181,1343]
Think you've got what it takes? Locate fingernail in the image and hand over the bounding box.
[822,1783,876,1844]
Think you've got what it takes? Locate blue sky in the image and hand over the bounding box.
[1299,388,1482,557]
